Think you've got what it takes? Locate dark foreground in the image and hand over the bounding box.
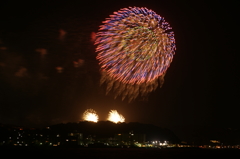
[1,147,239,159]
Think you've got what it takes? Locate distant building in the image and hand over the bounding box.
[114,132,146,146]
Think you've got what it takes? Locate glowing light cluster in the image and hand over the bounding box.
[107,110,125,123]
[95,6,175,85]
[82,109,99,122]
[95,7,176,102]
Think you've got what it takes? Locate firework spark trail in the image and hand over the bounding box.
[95,7,176,102]
[107,110,125,123]
[82,109,99,122]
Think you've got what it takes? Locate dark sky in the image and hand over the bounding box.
[0,0,239,142]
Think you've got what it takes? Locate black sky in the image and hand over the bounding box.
[0,0,239,142]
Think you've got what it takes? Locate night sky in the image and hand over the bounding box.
[0,0,239,142]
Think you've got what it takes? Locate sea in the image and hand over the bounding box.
[1,147,239,159]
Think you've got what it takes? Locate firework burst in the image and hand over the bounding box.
[107,110,125,123]
[82,109,99,122]
[95,7,176,101]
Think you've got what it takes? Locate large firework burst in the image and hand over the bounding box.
[82,109,99,122]
[107,110,125,123]
[95,7,176,101]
